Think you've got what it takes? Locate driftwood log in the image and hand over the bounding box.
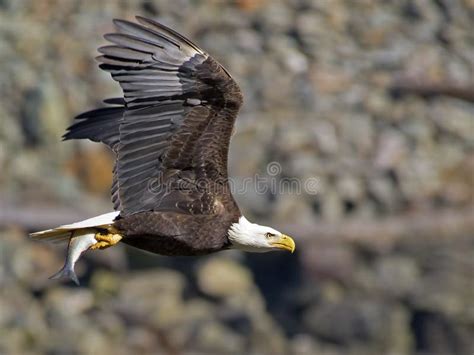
[1,199,472,254]
[391,76,474,103]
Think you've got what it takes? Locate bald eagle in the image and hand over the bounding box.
[31,17,295,282]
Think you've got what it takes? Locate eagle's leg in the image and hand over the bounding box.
[91,230,123,250]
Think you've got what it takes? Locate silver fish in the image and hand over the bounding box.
[49,229,98,285]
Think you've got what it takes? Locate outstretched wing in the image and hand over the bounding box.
[93,17,242,216]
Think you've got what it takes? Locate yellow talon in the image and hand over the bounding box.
[90,241,109,250]
[91,232,123,250]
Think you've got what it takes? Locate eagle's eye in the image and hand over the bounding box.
[265,232,275,238]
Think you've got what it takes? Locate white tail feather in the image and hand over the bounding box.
[30,211,120,244]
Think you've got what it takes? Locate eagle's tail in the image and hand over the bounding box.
[29,211,120,244]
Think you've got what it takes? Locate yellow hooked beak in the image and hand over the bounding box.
[270,234,296,253]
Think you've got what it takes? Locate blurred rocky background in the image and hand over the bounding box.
[0,0,473,354]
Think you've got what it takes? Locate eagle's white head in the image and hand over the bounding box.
[228,216,295,253]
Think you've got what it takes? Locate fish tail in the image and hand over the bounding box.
[49,264,80,286]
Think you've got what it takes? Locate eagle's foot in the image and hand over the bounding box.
[91,232,123,250]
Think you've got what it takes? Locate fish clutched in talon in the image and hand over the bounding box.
[49,229,122,285]
[48,228,122,285]
[49,230,98,285]
[30,212,123,285]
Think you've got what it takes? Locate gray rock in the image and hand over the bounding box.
[374,256,420,298]
[304,299,412,353]
[197,257,255,298]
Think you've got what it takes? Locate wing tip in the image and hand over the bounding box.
[135,15,159,28]
[112,18,127,27]
[95,54,106,63]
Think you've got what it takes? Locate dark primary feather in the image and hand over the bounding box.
[63,103,123,151]
[65,16,243,217]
